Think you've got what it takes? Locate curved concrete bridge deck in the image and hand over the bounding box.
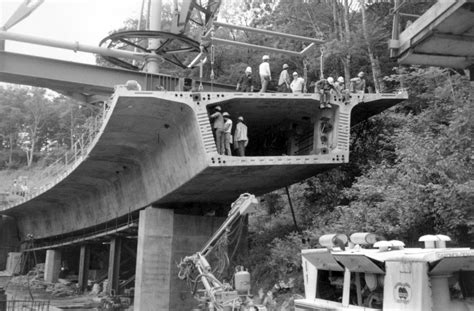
[0,89,407,240]
[393,0,474,68]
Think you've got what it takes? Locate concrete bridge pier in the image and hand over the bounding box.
[78,245,90,292]
[44,249,61,283]
[0,216,19,270]
[107,237,122,295]
[134,206,224,311]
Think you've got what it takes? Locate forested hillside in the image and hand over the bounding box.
[0,0,472,304]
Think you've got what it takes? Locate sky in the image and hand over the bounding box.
[1,0,143,64]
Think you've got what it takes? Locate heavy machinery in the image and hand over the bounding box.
[295,233,474,311]
[178,193,266,311]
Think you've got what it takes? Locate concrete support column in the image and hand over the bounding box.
[169,214,225,310]
[44,249,61,283]
[0,216,19,270]
[134,207,174,311]
[78,245,90,292]
[133,207,225,311]
[107,237,122,295]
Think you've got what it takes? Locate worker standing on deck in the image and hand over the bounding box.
[290,72,305,93]
[210,106,225,154]
[278,64,291,92]
[236,67,254,92]
[259,55,271,93]
[234,116,248,157]
[223,112,233,155]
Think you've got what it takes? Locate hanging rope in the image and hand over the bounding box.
[320,46,325,79]
[199,44,204,91]
[210,28,216,92]
[303,57,309,93]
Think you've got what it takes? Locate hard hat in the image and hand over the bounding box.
[293,72,298,76]
[262,55,270,60]
[238,116,244,121]
[245,66,252,73]
[215,106,222,111]
[223,112,230,117]
[337,76,344,83]
[327,77,334,84]
[358,71,365,77]
[283,64,289,69]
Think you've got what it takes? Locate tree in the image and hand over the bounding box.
[0,86,29,168]
[338,69,473,244]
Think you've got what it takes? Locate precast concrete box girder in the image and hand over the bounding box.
[0,90,408,240]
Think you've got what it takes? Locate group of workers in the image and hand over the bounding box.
[236,55,368,107]
[210,106,249,157]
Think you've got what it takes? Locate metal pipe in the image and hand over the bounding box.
[214,21,325,44]
[2,0,45,31]
[0,30,150,60]
[390,0,401,58]
[146,0,162,73]
[211,37,302,56]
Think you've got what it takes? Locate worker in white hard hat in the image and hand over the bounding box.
[350,71,366,93]
[290,72,305,93]
[222,112,233,155]
[210,106,225,154]
[236,66,254,92]
[278,64,291,92]
[335,76,350,103]
[233,116,248,156]
[259,55,271,93]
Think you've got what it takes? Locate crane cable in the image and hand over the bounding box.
[303,57,309,93]
[199,44,204,91]
[210,27,216,91]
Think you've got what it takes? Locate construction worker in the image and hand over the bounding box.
[210,106,225,154]
[223,112,233,155]
[290,72,305,93]
[234,116,249,156]
[350,71,367,93]
[316,77,339,109]
[335,76,350,103]
[259,55,271,93]
[236,67,254,92]
[278,64,291,92]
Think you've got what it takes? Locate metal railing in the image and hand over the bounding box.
[0,300,50,311]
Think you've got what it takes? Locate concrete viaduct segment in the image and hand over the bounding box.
[0,89,407,240]
[390,0,474,69]
[0,51,407,310]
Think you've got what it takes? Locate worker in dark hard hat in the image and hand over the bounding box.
[350,71,366,93]
[278,64,291,92]
[259,55,271,93]
[210,106,225,154]
[236,66,254,92]
[223,112,233,155]
[233,116,248,157]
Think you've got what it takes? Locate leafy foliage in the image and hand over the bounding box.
[0,85,99,169]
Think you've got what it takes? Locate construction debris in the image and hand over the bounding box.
[7,264,79,297]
